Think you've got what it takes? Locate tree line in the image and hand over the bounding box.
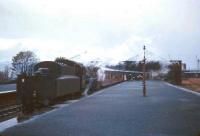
[107,61,161,72]
[0,51,38,83]
[0,50,163,83]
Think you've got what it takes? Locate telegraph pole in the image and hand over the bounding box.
[143,45,147,97]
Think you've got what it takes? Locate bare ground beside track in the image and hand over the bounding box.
[182,78,200,93]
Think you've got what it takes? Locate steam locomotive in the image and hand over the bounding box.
[17,60,86,109]
[17,60,141,112]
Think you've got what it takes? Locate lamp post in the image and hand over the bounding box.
[143,45,147,97]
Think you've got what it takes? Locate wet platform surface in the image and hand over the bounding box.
[1,81,200,136]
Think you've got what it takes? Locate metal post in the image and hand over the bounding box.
[143,45,147,97]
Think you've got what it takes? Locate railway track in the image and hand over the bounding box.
[0,105,21,117]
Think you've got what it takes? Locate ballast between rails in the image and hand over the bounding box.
[0,90,21,118]
[0,105,21,117]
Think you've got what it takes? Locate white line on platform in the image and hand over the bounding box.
[0,90,16,94]
[0,118,18,132]
[165,82,200,96]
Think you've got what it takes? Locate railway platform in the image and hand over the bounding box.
[1,81,200,136]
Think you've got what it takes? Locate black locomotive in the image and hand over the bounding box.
[17,60,86,111]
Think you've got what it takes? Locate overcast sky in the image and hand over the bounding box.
[0,0,199,69]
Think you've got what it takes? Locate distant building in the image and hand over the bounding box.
[182,63,186,71]
[183,70,200,78]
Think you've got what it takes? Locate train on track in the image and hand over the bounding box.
[16,60,143,112]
